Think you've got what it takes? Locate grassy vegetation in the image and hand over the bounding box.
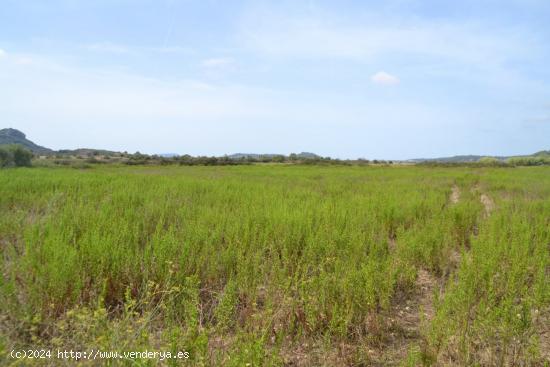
[0,165,548,366]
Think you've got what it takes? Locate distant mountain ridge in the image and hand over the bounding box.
[409,150,550,163]
[1,128,547,162]
[58,148,119,156]
[228,152,321,160]
[0,128,120,156]
[0,128,53,154]
[409,155,494,163]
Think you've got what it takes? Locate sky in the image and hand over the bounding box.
[1,0,549,159]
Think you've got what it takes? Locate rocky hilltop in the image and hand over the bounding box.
[0,128,53,154]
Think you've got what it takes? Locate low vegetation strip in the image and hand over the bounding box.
[0,165,548,366]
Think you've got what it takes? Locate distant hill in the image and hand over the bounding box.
[409,151,549,163]
[409,155,492,163]
[2,127,546,163]
[0,128,53,154]
[295,152,322,159]
[58,148,120,156]
[228,153,280,160]
[228,152,322,160]
[0,128,121,157]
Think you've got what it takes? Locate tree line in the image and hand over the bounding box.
[124,153,394,166]
[3,144,549,168]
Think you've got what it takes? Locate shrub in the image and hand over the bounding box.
[0,145,33,167]
[0,147,11,167]
[507,156,550,166]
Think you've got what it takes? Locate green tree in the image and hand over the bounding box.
[0,146,12,167]
[0,145,33,167]
[12,145,33,167]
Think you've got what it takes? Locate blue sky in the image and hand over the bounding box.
[1,0,549,159]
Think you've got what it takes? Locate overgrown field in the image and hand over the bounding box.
[1,165,548,366]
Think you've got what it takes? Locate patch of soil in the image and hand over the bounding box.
[388,237,397,252]
[533,306,550,363]
[280,339,367,367]
[450,185,460,204]
[369,269,438,365]
[480,193,494,215]
[449,249,462,267]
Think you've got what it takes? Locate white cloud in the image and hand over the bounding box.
[371,71,400,86]
[201,57,234,68]
[0,49,5,58]
[86,42,129,54]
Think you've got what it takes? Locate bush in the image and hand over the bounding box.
[507,156,550,166]
[13,146,33,166]
[0,145,33,167]
[0,147,11,167]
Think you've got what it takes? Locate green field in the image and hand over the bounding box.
[1,165,549,366]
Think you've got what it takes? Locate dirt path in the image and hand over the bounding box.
[448,185,463,267]
[472,184,494,216]
[372,269,437,365]
[388,236,397,252]
[450,185,460,204]
[375,183,460,364]
[534,307,550,362]
[480,193,494,215]
[376,184,496,364]
[412,269,436,324]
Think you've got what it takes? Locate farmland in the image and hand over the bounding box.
[0,165,548,366]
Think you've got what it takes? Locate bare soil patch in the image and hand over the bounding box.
[450,185,460,204]
[480,193,494,215]
[534,306,550,363]
[388,236,397,252]
[368,269,438,365]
